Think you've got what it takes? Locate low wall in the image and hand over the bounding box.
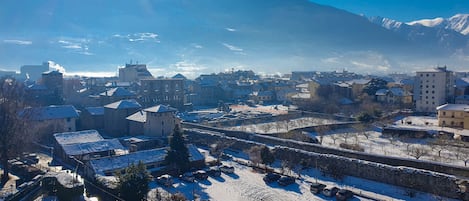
[182,122,469,178]
[185,129,469,200]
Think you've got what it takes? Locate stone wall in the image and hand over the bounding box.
[183,122,469,178]
[184,128,469,200]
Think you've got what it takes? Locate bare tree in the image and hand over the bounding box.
[330,134,339,145]
[247,146,263,168]
[407,145,429,160]
[0,77,33,184]
[353,124,369,139]
[210,140,234,164]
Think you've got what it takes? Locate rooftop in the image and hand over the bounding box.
[144,105,177,113]
[100,87,135,97]
[54,130,103,145]
[89,148,167,175]
[126,110,147,123]
[105,99,141,109]
[61,139,126,156]
[21,105,79,121]
[436,103,469,111]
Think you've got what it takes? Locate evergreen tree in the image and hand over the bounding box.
[165,125,190,174]
[117,161,151,201]
[260,146,275,166]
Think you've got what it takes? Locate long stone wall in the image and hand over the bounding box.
[185,129,469,200]
[183,122,469,178]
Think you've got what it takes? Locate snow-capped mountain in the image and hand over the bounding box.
[408,14,469,35]
[369,15,469,53]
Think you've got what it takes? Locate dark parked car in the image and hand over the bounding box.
[336,189,354,201]
[263,172,281,183]
[310,182,326,194]
[220,165,235,174]
[193,170,208,180]
[322,186,339,197]
[278,176,295,186]
[206,166,221,177]
[180,172,195,183]
[156,174,173,187]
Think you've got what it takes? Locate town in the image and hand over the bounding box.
[0,61,469,201]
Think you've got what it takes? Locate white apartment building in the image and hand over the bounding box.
[414,66,455,113]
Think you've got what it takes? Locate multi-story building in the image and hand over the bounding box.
[104,99,142,137]
[126,105,179,137]
[42,70,64,104]
[436,104,469,129]
[21,105,79,134]
[414,66,455,113]
[118,63,153,82]
[139,78,184,109]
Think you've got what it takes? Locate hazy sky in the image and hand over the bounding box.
[311,0,469,22]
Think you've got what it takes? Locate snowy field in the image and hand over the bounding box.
[147,160,456,201]
[317,128,469,167]
[226,117,345,134]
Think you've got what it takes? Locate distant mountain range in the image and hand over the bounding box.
[369,14,469,58]
[0,0,468,77]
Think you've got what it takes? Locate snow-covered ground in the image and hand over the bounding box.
[147,159,456,201]
[226,117,345,134]
[317,127,469,167]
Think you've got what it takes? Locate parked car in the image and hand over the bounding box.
[206,166,221,177]
[278,176,295,186]
[336,189,354,201]
[180,172,195,183]
[322,186,339,197]
[220,165,235,174]
[156,174,173,187]
[263,172,281,183]
[193,170,208,180]
[310,182,326,194]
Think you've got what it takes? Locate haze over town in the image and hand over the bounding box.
[1,1,469,201]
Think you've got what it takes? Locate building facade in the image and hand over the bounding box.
[414,67,455,113]
[118,63,153,82]
[436,104,469,129]
[104,99,142,137]
[140,78,184,109]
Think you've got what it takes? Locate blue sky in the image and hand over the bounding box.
[311,0,469,22]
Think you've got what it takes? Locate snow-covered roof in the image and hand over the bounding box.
[172,73,187,79]
[89,148,167,175]
[100,87,135,97]
[89,144,204,175]
[188,144,205,162]
[126,110,147,123]
[436,103,469,111]
[105,99,141,109]
[21,105,79,121]
[375,89,388,96]
[54,130,103,145]
[61,138,125,156]
[85,107,104,116]
[144,105,177,113]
